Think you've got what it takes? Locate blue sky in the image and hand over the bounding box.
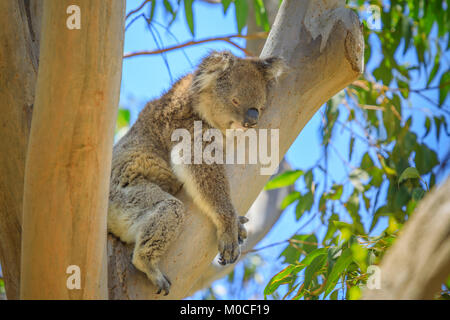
[121,0,450,299]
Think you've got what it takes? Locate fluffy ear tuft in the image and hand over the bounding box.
[256,56,288,82]
[192,51,235,92]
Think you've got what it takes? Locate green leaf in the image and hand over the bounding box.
[328,185,343,200]
[402,19,413,55]
[426,53,440,87]
[280,235,318,265]
[148,0,157,22]
[303,255,327,289]
[252,0,270,31]
[163,0,174,15]
[412,188,425,201]
[280,241,301,265]
[333,221,354,230]
[323,248,353,297]
[295,191,314,219]
[360,153,374,171]
[221,0,232,13]
[346,192,365,235]
[370,206,390,232]
[184,0,195,35]
[383,94,402,139]
[329,289,339,300]
[304,170,313,190]
[299,248,328,267]
[163,0,178,25]
[423,117,432,138]
[116,108,131,130]
[398,167,421,185]
[234,0,248,34]
[438,72,450,106]
[265,170,303,190]
[414,144,439,174]
[323,214,339,241]
[264,264,301,296]
[280,191,300,210]
[349,136,355,160]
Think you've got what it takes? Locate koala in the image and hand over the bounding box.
[108,51,285,295]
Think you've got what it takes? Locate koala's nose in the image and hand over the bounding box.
[244,108,259,128]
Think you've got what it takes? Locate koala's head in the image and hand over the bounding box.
[191,51,286,132]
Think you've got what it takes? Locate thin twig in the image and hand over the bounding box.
[123,32,268,58]
[147,22,174,83]
[126,0,151,19]
[352,79,450,114]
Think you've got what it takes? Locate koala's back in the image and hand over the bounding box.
[110,75,196,199]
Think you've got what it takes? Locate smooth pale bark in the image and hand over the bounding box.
[20,0,125,299]
[363,177,450,300]
[189,159,293,294]
[108,0,364,300]
[0,0,43,300]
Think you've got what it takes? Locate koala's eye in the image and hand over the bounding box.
[231,98,240,107]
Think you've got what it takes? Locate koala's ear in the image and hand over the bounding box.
[256,56,287,82]
[192,51,235,92]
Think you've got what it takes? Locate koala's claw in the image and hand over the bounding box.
[154,273,171,296]
[239,216,249,224]
[132,253,171,296]
[218,238,240,265]
[238,216,248,245]
[218,250,239,265]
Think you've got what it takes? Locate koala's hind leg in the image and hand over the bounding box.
[132,196,184,295]
[109,182,185,296]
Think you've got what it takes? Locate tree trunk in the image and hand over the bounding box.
[362,177,450,300]
[108,0,364,300]
[20,0,125,299]
[0,0,43,300]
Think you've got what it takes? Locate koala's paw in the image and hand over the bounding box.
[132,255,171,296]
[218,216,248,265]
[218,232,240,265]
[238,216,249,244]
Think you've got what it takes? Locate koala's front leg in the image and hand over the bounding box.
[172,160,248,265]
